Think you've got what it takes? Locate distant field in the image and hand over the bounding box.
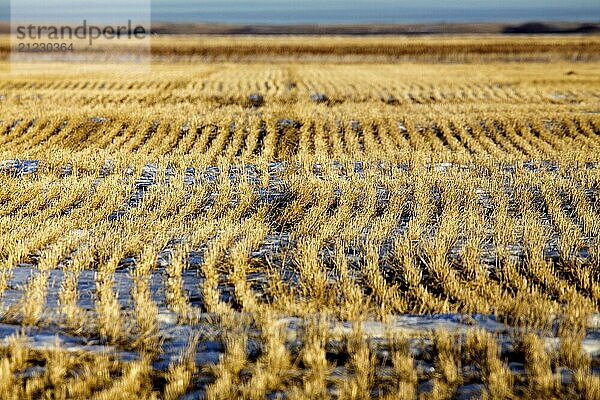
[0,36,599,399]
[148,35,600,62]
[2,34,600,63]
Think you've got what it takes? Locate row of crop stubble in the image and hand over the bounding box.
[0,111,598,163]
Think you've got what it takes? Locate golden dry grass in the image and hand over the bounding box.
[0,36,598,399]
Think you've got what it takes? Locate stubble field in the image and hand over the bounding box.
[0,35,599,399]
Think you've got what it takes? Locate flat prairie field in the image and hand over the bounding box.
[0,35,599,399]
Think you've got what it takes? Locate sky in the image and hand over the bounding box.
[2,0,599,24]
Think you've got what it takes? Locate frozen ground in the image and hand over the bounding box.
[0,157,598,395]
